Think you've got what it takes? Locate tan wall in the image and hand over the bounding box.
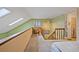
[77,8,79,41]
[0,28,32,52]
[42,20,50,31]
[25,35,38,52]
[66,10,77,40]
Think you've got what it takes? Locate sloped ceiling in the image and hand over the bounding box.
[0,7,76,33]
[0,7,31,33]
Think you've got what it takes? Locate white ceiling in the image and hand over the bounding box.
[25,7,76,19]
[0,7,77,33]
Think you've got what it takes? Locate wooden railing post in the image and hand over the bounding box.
[48,28,65,40]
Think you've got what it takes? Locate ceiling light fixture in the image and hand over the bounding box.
[9,18,24,26]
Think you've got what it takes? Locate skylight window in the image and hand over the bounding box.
[9,18,24,26]
[0,8,10,17]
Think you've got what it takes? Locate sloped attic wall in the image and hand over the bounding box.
[0,7,31,33]
[0,20,34,38]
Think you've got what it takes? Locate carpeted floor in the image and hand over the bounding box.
[36,35,54,52]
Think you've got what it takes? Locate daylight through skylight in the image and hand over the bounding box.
[0,8,10,18]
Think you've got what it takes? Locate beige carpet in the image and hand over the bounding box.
[36,35,54,52]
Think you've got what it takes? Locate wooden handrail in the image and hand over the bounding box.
[48,28,65,40]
